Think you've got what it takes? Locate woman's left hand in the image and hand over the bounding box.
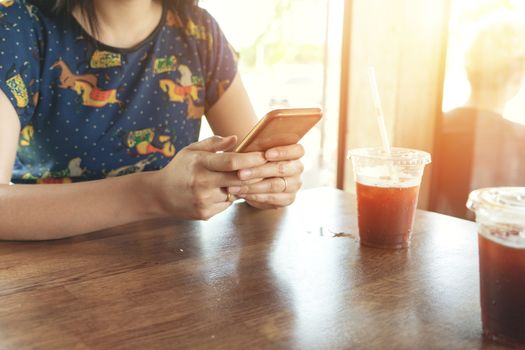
[227,144,305,209]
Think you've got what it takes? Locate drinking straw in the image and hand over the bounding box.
[367,66,392,155]
[367,66,398,180]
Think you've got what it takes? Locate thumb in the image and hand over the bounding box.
[187,135,237,153]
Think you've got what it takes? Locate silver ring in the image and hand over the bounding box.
[226,192,233,202]
[281,177,288,192]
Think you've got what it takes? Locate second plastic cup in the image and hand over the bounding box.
[467,187,525,347]
[348,147,431,249]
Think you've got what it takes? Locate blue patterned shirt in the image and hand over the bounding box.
[0,0,237,183]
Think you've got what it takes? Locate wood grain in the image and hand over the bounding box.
[0,188,511,349]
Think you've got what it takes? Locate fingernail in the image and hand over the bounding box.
[228,186,240,194]
[237,194,246,198]
[266,150,279,159]
[239,169,252,179]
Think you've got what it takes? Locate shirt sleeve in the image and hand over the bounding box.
[0,0,42,128]
[192,8,239,112]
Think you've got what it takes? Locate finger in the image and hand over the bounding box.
[196,201,234,220]
[219,187,242,203]
[191,187,238,219]
[228,176,301,194]
[265,143,305,161]
[237,160,304,181]
[211,201,234,215]
[216,187,237,203]
[245,200,280,210]
[186,135,237,152]
[242,193,296,208]
[192,171,258,190]
[192,187,232,206]
[203,151,267,172]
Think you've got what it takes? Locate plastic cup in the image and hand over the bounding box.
[348,147,431,249]
[467,187,525,347]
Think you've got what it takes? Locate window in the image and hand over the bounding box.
[430,0,525,219]
[200,0,343,188]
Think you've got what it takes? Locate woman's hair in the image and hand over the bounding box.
[30,0,198,37]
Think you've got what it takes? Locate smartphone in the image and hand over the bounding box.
[234,107,323,153]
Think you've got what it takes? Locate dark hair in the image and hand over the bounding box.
[30,0,198,37]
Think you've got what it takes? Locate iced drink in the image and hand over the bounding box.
[356,180,419,248]
[348,147,431,249]
[478,234,525,345]
[468,187,525,347]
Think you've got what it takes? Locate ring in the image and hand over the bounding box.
[226,192,233,202]
[281,177,288,192]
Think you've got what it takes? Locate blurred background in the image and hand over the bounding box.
[200,0,342,190]
[200,0,525,219]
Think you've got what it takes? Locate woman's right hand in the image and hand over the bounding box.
[151,135,267,220]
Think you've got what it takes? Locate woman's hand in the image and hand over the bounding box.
[227,144,305,209]
[151,135,267,220]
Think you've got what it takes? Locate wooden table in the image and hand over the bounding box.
[0,188,510,349]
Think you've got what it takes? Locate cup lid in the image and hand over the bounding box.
[347,147,431,165]
[467,187,525,228]
[467,187,525,213]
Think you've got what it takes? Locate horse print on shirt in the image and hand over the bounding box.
[51,59,122,108]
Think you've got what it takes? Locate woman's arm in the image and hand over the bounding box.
[0,90,164,240]
[0,90,20,184]
[0,90,266,240]
[205,72,259,142]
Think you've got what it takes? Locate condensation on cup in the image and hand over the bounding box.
[467,187,525,347]
[348,147,431,249]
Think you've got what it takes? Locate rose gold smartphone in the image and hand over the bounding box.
[234,107,323,153]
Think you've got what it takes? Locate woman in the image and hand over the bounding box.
[0,0,305,240]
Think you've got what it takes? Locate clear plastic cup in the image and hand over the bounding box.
[467,187,525,347]
[348,147,431,249]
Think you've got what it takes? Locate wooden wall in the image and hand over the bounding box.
[340,0,451,209]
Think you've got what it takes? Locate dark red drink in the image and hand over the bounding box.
[356,181,420,248]
[478,233,525,346]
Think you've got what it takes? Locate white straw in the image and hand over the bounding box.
[367,66,392,155]
[367,66,398,181]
